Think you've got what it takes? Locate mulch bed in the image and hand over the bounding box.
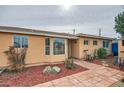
[0,63,88,87]
[92,59,102,65]
[92,56,124,71]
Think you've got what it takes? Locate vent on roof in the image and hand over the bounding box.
[99,28,101,36]
[73,29,75,35]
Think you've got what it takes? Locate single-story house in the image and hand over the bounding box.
[0,26,113,67]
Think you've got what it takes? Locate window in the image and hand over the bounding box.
[53,38,65,55]
[122,40,124,46]
[45,38,50,55]
[84,40,88,45]
[93,40,97,45]
[13,36,28,48]
[103,40,109,48]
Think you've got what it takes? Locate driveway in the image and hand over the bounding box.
[34,59,124,87]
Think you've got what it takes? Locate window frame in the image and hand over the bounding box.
[13,35,28,48]
[103,40,109,48]
[53,38,65,55]
[45,37,50,55]
[84,40,89,45]
[93,40,97,45]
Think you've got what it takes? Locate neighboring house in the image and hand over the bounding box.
[0,26,113,67]
[118,38,124,61]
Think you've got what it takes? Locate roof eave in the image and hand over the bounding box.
[0,30,78,39]
[76,34,113,40]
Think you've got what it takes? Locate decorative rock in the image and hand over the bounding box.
[52,66,61,73]
[43,66,61,75]
[43,66,52,74]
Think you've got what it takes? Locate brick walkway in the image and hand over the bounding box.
[33,60,124,87]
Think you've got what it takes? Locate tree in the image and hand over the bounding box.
[114,12,124,37]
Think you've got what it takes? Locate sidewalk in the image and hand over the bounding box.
[34,60,124,87]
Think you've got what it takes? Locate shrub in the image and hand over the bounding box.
[64,58,75,69]
[97,48,107,59]
[4,46,27,72]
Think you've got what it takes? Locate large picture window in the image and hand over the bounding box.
[45,38,50,55]
[103,40,109,48]
[53,38,65,55]
[13,35,28,48]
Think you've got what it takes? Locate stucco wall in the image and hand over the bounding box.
[0,33,12,66]
[80,37,112,58]
[118,39,124,58]
[0,32,68,67]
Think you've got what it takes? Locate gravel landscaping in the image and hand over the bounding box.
[0,63,88,87]
[92,56,124,71]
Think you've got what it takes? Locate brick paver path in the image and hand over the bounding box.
[34,60,124,87]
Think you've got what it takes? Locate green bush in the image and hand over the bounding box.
[64,59,75,69]
[97,48,107,59]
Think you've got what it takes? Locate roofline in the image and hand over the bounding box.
[0,26,78,39]
[76,33,113,40]
[0,26,113,40]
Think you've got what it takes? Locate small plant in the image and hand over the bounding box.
[97,48,107,59]
[0,68,6,74]
[4,46,27,72]
[93,49,97,59]
[64,58,75,69]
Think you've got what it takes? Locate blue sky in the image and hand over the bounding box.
[0,5,124,37]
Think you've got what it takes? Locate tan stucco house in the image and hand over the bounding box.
[118,38,124,62]
[0,26,113,67]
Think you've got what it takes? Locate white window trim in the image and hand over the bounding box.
[53,38,65,55]
[45,37,50,55]
[13,35,29,48]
